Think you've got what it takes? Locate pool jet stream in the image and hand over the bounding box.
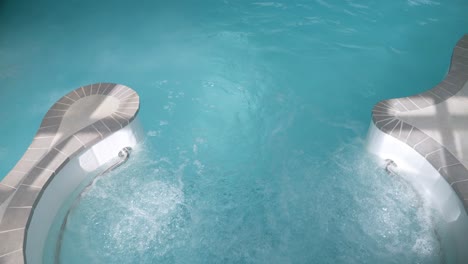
[54,146,133,264]
[384,159,397,175]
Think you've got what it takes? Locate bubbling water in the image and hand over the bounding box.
[57,139,444,264]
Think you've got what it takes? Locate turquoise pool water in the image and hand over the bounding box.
[50,145,440,263]
[1,0,468,263]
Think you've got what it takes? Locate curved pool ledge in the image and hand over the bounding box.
[367,34,468,263]
[0,83,142,263]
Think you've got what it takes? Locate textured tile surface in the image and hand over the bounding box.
[8,185,41,208]
[0,83,140,262]
[0,208,31,232]
[0,249,24,264]
[0,229,24,256]
[371,34,468,210]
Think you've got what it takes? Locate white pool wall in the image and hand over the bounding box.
[25,118,144,264]
[367,122,468,264]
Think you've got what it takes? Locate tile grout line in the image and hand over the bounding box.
[64,95,76,102]
[438,162,462,172]
[406,97,421,109]
[0,228,24,234]
[99,120,112,133]
[424,148,444,158]
[109,115,123,129]
[0,248,22,258]
[375,117,394,125]
[404,126,414,143]
[389,120,401,135]
[92,124,103,138]
[413,136,430,149]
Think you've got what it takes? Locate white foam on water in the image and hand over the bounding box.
[328,138,442,262]
[252,2,285,8]
[57,146,194,262]
[58,135,446,263]
[408,0,440,6]
[147,130,161,137]
[315,0,334,9]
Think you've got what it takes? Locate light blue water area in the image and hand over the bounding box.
[0,0,467,263]
[57,143,441,263]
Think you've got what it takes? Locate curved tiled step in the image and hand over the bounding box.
[0,83,140,263]
[371,34,468,210]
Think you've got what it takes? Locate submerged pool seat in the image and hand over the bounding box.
[367,35,468,263]
[0,83,140,264]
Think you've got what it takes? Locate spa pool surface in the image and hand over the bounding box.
[1,0,468,263]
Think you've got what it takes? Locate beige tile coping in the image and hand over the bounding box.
[0,83,140,263]
[371,35,468,210]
